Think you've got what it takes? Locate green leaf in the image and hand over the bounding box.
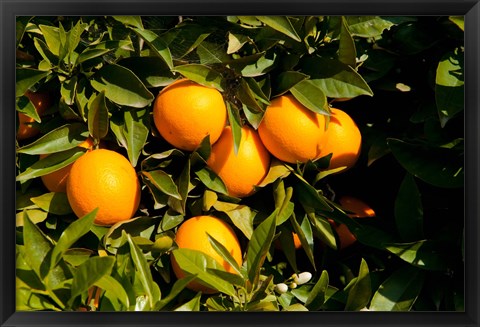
[207,269,246,287]
[300,57,373,98]
[345,258,371,311]
[370,266,426,311]
[256,16,301,42]
[50,208,98,270]
[273,180,294,225]
[290,79,329,115]
[17,123,89,155]
[30,192,73,216]
[394,174,424,242]
[91,64,154,108]
[171,248,237,297]
[196,41,230,64]
[22,211,53,279]
[131,27,173,69]
[174,292,202,311]
[274,71,309,96]
[226,102,242,155]
[38,24,61,55]
[119,56,175,88]
[77,40,133,64]
[257,159,291,187]
[141,170,182,200]
[127,234,161,310]
[247,209,277,286]
[60,76,77,105]
[346,16,394,38]
[16,95,41,122]
[290,213,316,269]
[236,78,265,113]
[16,17,32,47]
[16,286,59,311]
[16,147,87,182]
[385,240,451,271]
[88,91,109,141]
[306,270,329,310]
[172,64,225,92]
[212,202,255,239]
[155,275,197,310]
[94,275,130,310]
[207,233,242,276]
[448,16,464,31]
[194,166,229,195]
[306,211,336,249]
[232,52,277,77]
[33,37,57,66]
[227,32,250,54]
[388,138,463,188]
[168,158,191,215]
[16,68,50,97]
[435,49,464,127]
[113,16,144,29]
[110,108,149,167]
[338,17,357,67]
[69,256,115,305]
[293,173,332,211]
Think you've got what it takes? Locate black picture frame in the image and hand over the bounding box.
[2,1,479,326]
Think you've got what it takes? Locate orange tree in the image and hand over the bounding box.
[15,16,464,311]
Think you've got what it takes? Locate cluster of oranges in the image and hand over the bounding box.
[18,78,373,293]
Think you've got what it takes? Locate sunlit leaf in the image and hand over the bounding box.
[345,258,371,311]
[247,209,277,286]
[88,91,109,141]
[257,16,301,42]
[91,64,154,108]
[50,208,98,269]
[171,248,236,297]
[17,123,89,155]
[30,192,73,215]
[370,265,425,311]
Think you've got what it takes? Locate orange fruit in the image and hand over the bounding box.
[17,91,52,140]
[40,138,95,193]
[258,95,328,163]
[319,108,361,171]
[66,149,141,226]
[171,215,242,294]
[330,196,376,249]
[152,79,227,151]
[207,125,270,198]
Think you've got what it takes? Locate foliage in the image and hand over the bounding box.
[16,15,464,311]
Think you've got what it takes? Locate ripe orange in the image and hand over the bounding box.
[318,108,361,171]
[40,138,95,193]
[331,196,376,249]
[152,79,227,151]
[66,149,141,226]
[258,95,328,164]
[171,215,243,294]
[207,125,270,198]
[17,91,52,140]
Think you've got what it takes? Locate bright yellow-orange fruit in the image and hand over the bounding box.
[258,95,328,164]
[17,91,52,140]
[319,108,361,171]
[171,216,243,294]
[331,196,376,249]
[207,125,270,198]
[66,149,141,226]
[153,79,227,151]
[40,138,95,193]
